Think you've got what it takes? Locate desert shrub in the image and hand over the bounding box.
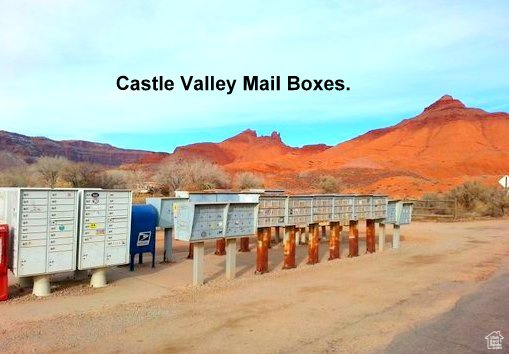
[0,166,34,187]
[318,175,342,193]
[446,181,509,217]
[235,172,264,190]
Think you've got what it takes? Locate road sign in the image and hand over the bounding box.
[499,175,509,189]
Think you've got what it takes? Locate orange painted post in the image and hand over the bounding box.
[256,228,269,274]
[348,220,359,257]
[239,237,250,252]
[215,238,226,255]
[267,227,272,249]
[307,224,320,264]
[329,222,341,260]
[187,243,194,259]
[283,226,296,269]
[366,219,376,253]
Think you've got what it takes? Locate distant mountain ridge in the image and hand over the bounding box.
[0,130,167,166]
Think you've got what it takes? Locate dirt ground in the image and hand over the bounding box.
[1,219,508,353]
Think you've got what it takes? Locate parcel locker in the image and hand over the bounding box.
[0,188,79,277]
[77,189,132,270]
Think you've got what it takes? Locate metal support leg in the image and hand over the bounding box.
[366,219,376,253]
[348,220,359,257]
[187,243,194,259]
[329,222,341,260]
[226,238,237,280]
[239,237,250,252]
[378,223,386,251]
[215,238,226,255]
[283,226,296,269]
[274,226,281,244]
[193,242,204,286]
[393,225,401,249]
[163,227,173,262]
[307,224,319,264]
[256,228,270,274]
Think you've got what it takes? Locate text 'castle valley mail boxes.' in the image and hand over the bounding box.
[173,193,259,242]
[0,188,80,277]
[77,189,132,270]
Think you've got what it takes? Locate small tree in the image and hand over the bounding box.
[318,175,342,193]
[235,172,264,190]
[33,156,70,188]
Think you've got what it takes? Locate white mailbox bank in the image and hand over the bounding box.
[0,188,79,296]
[78,189,132,287]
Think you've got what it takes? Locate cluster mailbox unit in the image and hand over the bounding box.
[382,200,414,249]
[78,189,132,274]
[146,197,187,262]
[173,192,260,285]
[0,188,132,297]
[0,188,80,295]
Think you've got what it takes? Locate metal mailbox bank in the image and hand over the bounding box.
[257,195,288,228]
[0,188,79,296]
[173,192,259,286]
[77,189,132,287]
[146,196,188,262]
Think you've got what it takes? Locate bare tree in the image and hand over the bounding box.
[33,156,70,188]
[155,159,230,195]
[155,159,189,195]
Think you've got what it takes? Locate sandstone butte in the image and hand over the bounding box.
[157,95,509,197]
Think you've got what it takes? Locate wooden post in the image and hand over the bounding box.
[283,226,296,269]
[366,219,376,253]
[393,225,401,249]
[329,222,341,260]
[215,238,226,255]
[239,237,250,252]
[378,223,386,251]
[348,220,359,257]
[187,243,194,259]
[307,224,320,264]
[226,238,237,280]
[193,242,204,286]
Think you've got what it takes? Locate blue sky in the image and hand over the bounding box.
[1,1,508,152]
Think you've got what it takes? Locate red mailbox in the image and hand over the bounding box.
[0,224,8,301]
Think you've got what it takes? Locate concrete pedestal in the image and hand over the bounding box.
[226,239,237,280]
[90,268,107,288]
[193,242,205,285]
[393,225,401,249]
[33,275,51,297]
